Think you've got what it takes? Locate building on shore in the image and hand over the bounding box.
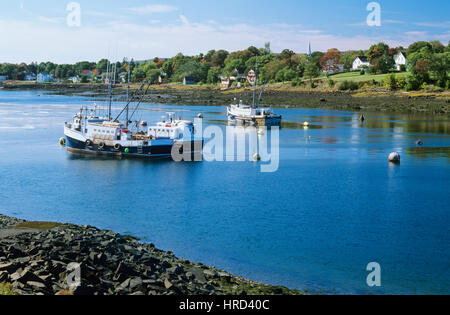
[183,76,195,85]
[394,52,408,71]
[69,76,81,83]
[351,56,371,71]
[0,75,7,81]
[37,73,54,82]
[24,72,37,81]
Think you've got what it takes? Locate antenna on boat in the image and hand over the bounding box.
[257,81,266,107]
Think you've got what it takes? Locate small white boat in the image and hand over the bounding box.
[226,68,281,126]
[227,100,282,126]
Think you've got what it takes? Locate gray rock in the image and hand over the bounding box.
[188,267,207,283]
[0,262,17,273]
[129,277,143,290]
[26,281,47,289]
[0,271,8,282]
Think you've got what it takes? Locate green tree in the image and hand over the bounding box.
[430,41,445,53]
[210,50,229,67]
[407,41,432,55]
[207,67,221,84]
[97,59,109,72]
[304,60,320,87]
[430,52,450,87]
[368,42,390,63]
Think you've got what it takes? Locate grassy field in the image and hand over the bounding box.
[327,71,409,83]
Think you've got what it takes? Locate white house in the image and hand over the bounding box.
[394,52,407,71]
[352,56,371,71]
[69,76,81,83]
[37,73,54,82]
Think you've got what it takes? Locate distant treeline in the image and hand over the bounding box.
[0,40,449,90]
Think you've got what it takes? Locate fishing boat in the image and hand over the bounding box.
[227,69,282,126]
[63,65,202,159]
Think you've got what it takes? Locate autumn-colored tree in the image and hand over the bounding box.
[368,43,389,63]
[319,49,342,70]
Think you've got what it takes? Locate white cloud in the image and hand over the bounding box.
[405,31,427,36]
[37,16,63,24]
[128,4,178,14]
[415,21,450,28]
[179,15,190,27]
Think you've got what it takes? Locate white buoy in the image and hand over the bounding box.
[303,121,310,127]
[59,137,66,146]
[197,113,204,119]
[253,153,261,161]
[389,152,401,163]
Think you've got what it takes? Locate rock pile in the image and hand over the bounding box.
[0,215,299,296]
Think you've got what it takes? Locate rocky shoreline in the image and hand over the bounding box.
[1,82,449,114]
[0,214,301,296]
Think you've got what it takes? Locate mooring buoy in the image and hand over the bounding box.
[197,113,204,119]
[389,152,401,163]
[416,140,423,146]
[253,153,261,161]
[59,137,66,146]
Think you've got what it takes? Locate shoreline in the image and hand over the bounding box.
[1,82,449,114]
[0,214,303,296]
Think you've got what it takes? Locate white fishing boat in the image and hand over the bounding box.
[63,64,202,159]
[227,69,282,126]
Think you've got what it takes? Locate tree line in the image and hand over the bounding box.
[0,40,448,90]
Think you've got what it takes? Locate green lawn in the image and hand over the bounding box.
[327,71,409,83]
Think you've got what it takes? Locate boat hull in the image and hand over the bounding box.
[65,135,203,160]
[228,115,282,126]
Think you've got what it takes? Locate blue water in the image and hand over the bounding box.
[0,90,449,294]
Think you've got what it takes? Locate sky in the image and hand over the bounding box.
[0,0,448,63]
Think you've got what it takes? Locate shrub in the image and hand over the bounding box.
[399,64,407,72]
[396,76,407,90]
[367,66,377,74]
[327,79,335,87]
[384,74,397,90]
[339,80,359,91]
[405,74,422,91]
[360,69,365,75]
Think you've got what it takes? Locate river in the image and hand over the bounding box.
[0,89,449,294]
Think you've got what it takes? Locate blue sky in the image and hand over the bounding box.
[0,0,448,63]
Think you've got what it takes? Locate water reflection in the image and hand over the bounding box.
[405,146,450,161]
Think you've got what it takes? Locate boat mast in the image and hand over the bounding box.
[107,61,117,121]
[252,57,258,108]
[126,64,130,128]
